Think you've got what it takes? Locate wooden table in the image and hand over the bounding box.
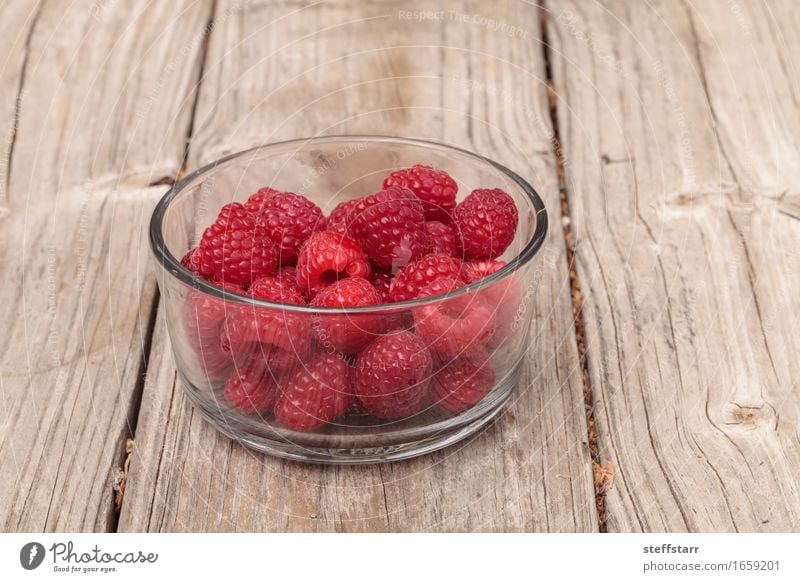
[2,0,798,533]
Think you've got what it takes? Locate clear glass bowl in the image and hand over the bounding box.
[149,136,547,463]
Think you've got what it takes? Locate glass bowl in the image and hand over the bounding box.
[149,136,547,463]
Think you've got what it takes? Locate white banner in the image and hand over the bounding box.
[1,533,797,581]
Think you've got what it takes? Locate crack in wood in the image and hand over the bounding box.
[179,0,219,177]
[106,288,159,532]
[109,0,220,530]
[148,176,177,187]
[113,439,135,514]
[539,1,608,533]
[3,0,46,217]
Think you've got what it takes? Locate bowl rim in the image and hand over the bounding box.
[149,135,548,313]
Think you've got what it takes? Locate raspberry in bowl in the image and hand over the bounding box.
[150,136,547,463]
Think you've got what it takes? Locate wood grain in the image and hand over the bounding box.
[547,0,800,531]
[120,0,598,532]
[0,0,213,531]
[0,1,41,216]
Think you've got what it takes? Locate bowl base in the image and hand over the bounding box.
[179,361,521,464]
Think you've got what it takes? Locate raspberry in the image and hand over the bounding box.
[369,271,414,332]
[276,266,297,283]
[413,277,495,361]
[243,187,282,214]
[183,281,243,378]
[425,221,459,257]
[370,271,394,302]
[383,164,457,222]
[413,275,464,297]
[197,202,277,285]
[310,276,379,308]
[463,259,505,284]
[274,354,354,431]
[180,248,203,275]
[431,352,495,413]
[222,336,300,370]
[349,185,427,270]
[246,190,325,266]
[221,276,311,369]
[310,277,382,353]
[453,188,518,260]
[275,266,305,298]
[248,275,305,303]
[295,230,371,299]
[224,358,279,413]
[353,331,432,419]
[463,260,520,348]
[388,253,466,303]
[326,198,362,234]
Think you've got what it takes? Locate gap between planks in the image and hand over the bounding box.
[538,1,609,533]
[109,0,220,532]
[107,288,160,533]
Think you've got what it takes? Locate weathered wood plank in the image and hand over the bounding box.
[0,186,160,531]
[121,0,598,532]
[0,0,214,531]
[548,0,800,531]
[0,1,42,216]
[6,0,213,196]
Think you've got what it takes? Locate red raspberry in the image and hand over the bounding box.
[223,337,300,371]
[183,281,243,378]
[453,188,518,260]
[276,266,297,283]
[463,259,505,284]
[180,248,203,275]
[295,230,371,299]
[383,164,457,222]
[275,266,304,298]
[310,277,382,353]
[224,358,279,413]
[221,276,311,369]
[388,253,466,303]
[431,352,495,413]
[370,271,394,302]
[274,354,354,431]
[413,275,464,297]
[413,277,495,361]
[353,331,432,419]
[326,198,362,234]
[349,185,427,270]
[246,190,325,266]
[425,221,459,257]
[369,271,414,332]
[248,274,305,303]
[243,187,282,214]
[197,202,278,285]
[463,260,520,348]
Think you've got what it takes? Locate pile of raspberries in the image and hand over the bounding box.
[180,164,521,432]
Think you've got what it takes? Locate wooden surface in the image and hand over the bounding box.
[0,0,797,533]
[118,0,597,533]
[0,0,212,531]
[547,0,800,531]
